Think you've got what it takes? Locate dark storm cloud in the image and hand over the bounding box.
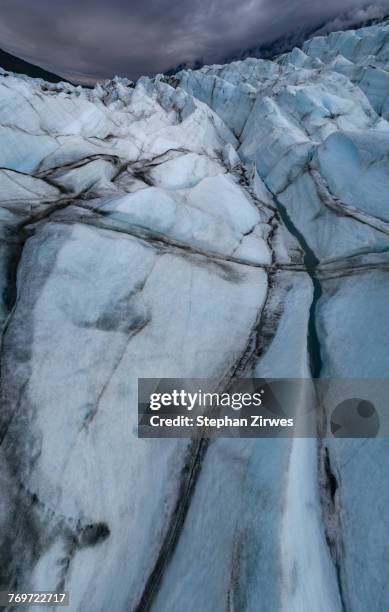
[1,0,389,84]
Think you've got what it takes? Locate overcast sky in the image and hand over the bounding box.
[0,0,388,84]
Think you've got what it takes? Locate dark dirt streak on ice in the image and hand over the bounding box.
[320,447,349,612]
[52,201,306,273]
[133,437,209,612]
[310,166,389,238]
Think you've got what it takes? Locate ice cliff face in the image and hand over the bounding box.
[1,20,389,612]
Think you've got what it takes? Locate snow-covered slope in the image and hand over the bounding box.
[0,20,389,612]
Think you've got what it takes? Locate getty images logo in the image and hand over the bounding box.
[330,398,380,438]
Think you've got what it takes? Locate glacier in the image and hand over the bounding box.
[1,19,389,612]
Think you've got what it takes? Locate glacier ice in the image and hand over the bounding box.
[1,18,389,612]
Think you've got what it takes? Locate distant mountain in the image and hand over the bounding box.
[166,4,389,76]
[0,47,67,83]
[225,5,389,63]
[164,59,205,77]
